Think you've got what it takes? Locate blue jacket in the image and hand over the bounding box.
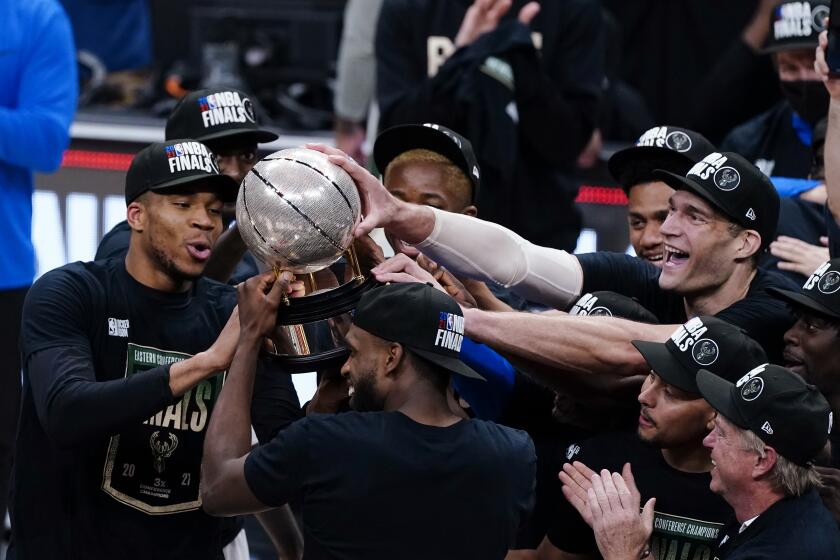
[0,0,77,290]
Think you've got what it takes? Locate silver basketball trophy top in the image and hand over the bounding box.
[236,148,377,372]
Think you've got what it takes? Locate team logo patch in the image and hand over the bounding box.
[665,131,692,152]
[691,339,719,366]
[740,377,764,401]
[589,306,613,317]
[713,167,740,191]
[566,444,580,460]
[435,311,464,352]
[150,431,179,474]
[818,271,840,294]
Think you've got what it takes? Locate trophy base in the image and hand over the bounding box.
[264,275,380,373]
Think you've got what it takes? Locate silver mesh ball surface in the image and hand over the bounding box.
[236,148,361,274]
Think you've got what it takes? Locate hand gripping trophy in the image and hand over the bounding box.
[236,148,377,371]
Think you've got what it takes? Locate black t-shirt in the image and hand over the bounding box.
[96,220,260,285]
[548,431,730,559]
[245,411,536,560]
[713,490,840,559]
[577,252,798,363]
[721,101,811,179]
[11,259,301,560]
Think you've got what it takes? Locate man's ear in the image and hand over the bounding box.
[461,205,478,217]
[384,342,405,377]
[126,200,147,232]
[752,445,779,479]
[737,229,762,261]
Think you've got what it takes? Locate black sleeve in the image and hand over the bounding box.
[21,268,174,447]
[375,0,465,130]
[576,253,669,318]
[244,416,311,507]
[27,347,172,448]
[250,358,303,444]
[511,0,603,165]
[546,440,599,553]
[715,271,796,364]
[827,204,840,259]
[95,220,131,261]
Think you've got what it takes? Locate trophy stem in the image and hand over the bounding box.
[345,245,364,282]
[307,273,318,294]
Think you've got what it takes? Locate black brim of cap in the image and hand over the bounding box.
[198,128,279,146]
[632,340,698,393]
[411,347,486,381]
[608,147,694,193]
[696,370,749,429]
[152,173,239,202]
[762,41,818,55]
[653,169,742,225]
[374,125,469,178]
[766,287,840,320]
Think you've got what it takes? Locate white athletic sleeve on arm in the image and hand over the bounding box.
[413,208,584,309]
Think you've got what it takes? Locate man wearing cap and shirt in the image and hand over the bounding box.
[311,142,797,379]
[722,0,830,179]
[768,257,840,521]
[201,280,536,559]
[609,125,716,266]
[9,141,301,559]
[96,87,279,285]
[567,363,840,560]
[538,316,766,560]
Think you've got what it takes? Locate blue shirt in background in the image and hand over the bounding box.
[0,0,77,290]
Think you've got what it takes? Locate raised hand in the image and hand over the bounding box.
[588,465,655,560]
[559,460,598,526]
[237,271,304,340]
[815,27,840,99]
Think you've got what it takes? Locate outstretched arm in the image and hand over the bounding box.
[464,308,674,379]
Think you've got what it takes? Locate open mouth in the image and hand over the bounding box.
[664,244,689,267]
[644,253,664,264]
[783,350,805,373]
[348,385,355,397]
[186,241,211,262]
[639,409,656,428]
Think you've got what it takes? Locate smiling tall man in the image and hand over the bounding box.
[309,144,798,384]
[9,141,303,559]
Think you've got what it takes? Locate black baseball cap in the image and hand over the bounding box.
[568,291,659,324]
[352,282,484,380]
[373,123,481,202]
[166,88,279,149]
[767,258,840,320]
[632,316,768,394]
[698,364,832,466]
[125,140,238,205]
[763,1,829,54]
[654,151,780,249]
[608,126,716,193]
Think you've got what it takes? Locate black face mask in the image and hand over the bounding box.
[780,80,830,126]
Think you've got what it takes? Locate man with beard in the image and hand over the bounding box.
[201,280,536,559]
[539,316,766,560]
[609,126,716,266]
[576,364,840,559]
[9,141,301,559]
[96,87,278,285]
[722,0,830,178]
